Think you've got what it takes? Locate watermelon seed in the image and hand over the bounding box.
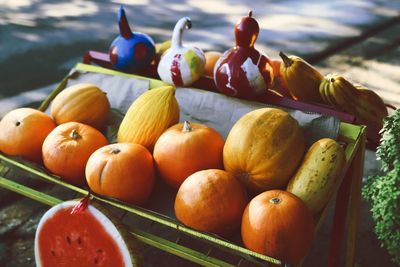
[66,236,71,245]
[94,256,99,265]
[97,249,103,253]
[51,250,56,256]
[77,237,82,245]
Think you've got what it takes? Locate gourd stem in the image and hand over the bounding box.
[279,51,293,68]
[270,197,282,204]
[183,121,192,132]
[118,5,133,39]
[70,129,81,140]
[172,17,192,48]
[15,121,21,126]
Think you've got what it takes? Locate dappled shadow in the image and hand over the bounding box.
[0,0,399,100]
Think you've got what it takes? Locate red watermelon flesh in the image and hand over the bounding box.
[35,200,140,267]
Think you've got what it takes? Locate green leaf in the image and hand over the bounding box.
[362,109,400,265]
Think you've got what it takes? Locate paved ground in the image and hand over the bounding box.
[0,1,399,266]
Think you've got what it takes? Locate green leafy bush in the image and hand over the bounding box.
[363,109,400,264]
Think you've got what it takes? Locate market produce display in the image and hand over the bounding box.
[35,199,142,267]
[0,8,392,266]
[0,108,56,163]
[117,85,179,151]
[50,83,110,130]
[153,121,224,188]
[86,143,155,205]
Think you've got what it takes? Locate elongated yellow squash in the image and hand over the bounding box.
[286,138,346,214]
[117,86,179,151]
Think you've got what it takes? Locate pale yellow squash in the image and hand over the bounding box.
[117,86,179,151]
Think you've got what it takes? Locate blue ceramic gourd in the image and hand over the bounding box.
[109,6,156,71]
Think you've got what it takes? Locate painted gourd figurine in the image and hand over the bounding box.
[109,6,156,71]
[214,11,273,99]
[157,17,205,87]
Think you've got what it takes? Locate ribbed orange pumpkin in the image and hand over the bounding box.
[174,169,248,236]
[0,108,56,163]
[223,108,305,192]
[86,143,155,205]
[50,83,110,130]
[42,122,108,185]
[241,190,314,264]
[153,121,224,188]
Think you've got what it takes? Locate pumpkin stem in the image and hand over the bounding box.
[70,129,81,140]
[270,197,282,204]
[248,10,253,17]
[279,51,293,68]
[183,121,192,132]
[110,148,121,154]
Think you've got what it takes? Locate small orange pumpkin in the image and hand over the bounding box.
[42,122,108,185]
[241,190,314,264]
[153,121,224,188]
[0,108,56,163]
[174,169,248,236]
[204,51,222,78]
[269,59,291,97]
[86,143,155,206]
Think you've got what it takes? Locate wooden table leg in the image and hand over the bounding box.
[328,130,366,267]
[345,131,366,267]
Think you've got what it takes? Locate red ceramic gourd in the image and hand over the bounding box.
[214,11,273,99]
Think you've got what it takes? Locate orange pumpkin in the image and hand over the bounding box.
[153,121,224,188]
[204,51,222,78]
[223,108,305,192]
[86,143,155,205]
[0,108,56,163]
[241,190,314,264]
[50,83,110,130]
[269,59,291,97]
[174,169,247,236]
[42,122,108,185]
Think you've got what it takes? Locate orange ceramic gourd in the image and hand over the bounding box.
[223,108,305,192]
[174,169,248,236]
[241,190,314,264]
[42,122,108,185]
[153,121,224,188]
[86,143,155,206]
[0,108,56,163]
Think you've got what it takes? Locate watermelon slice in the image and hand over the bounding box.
[35,200,142,267]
